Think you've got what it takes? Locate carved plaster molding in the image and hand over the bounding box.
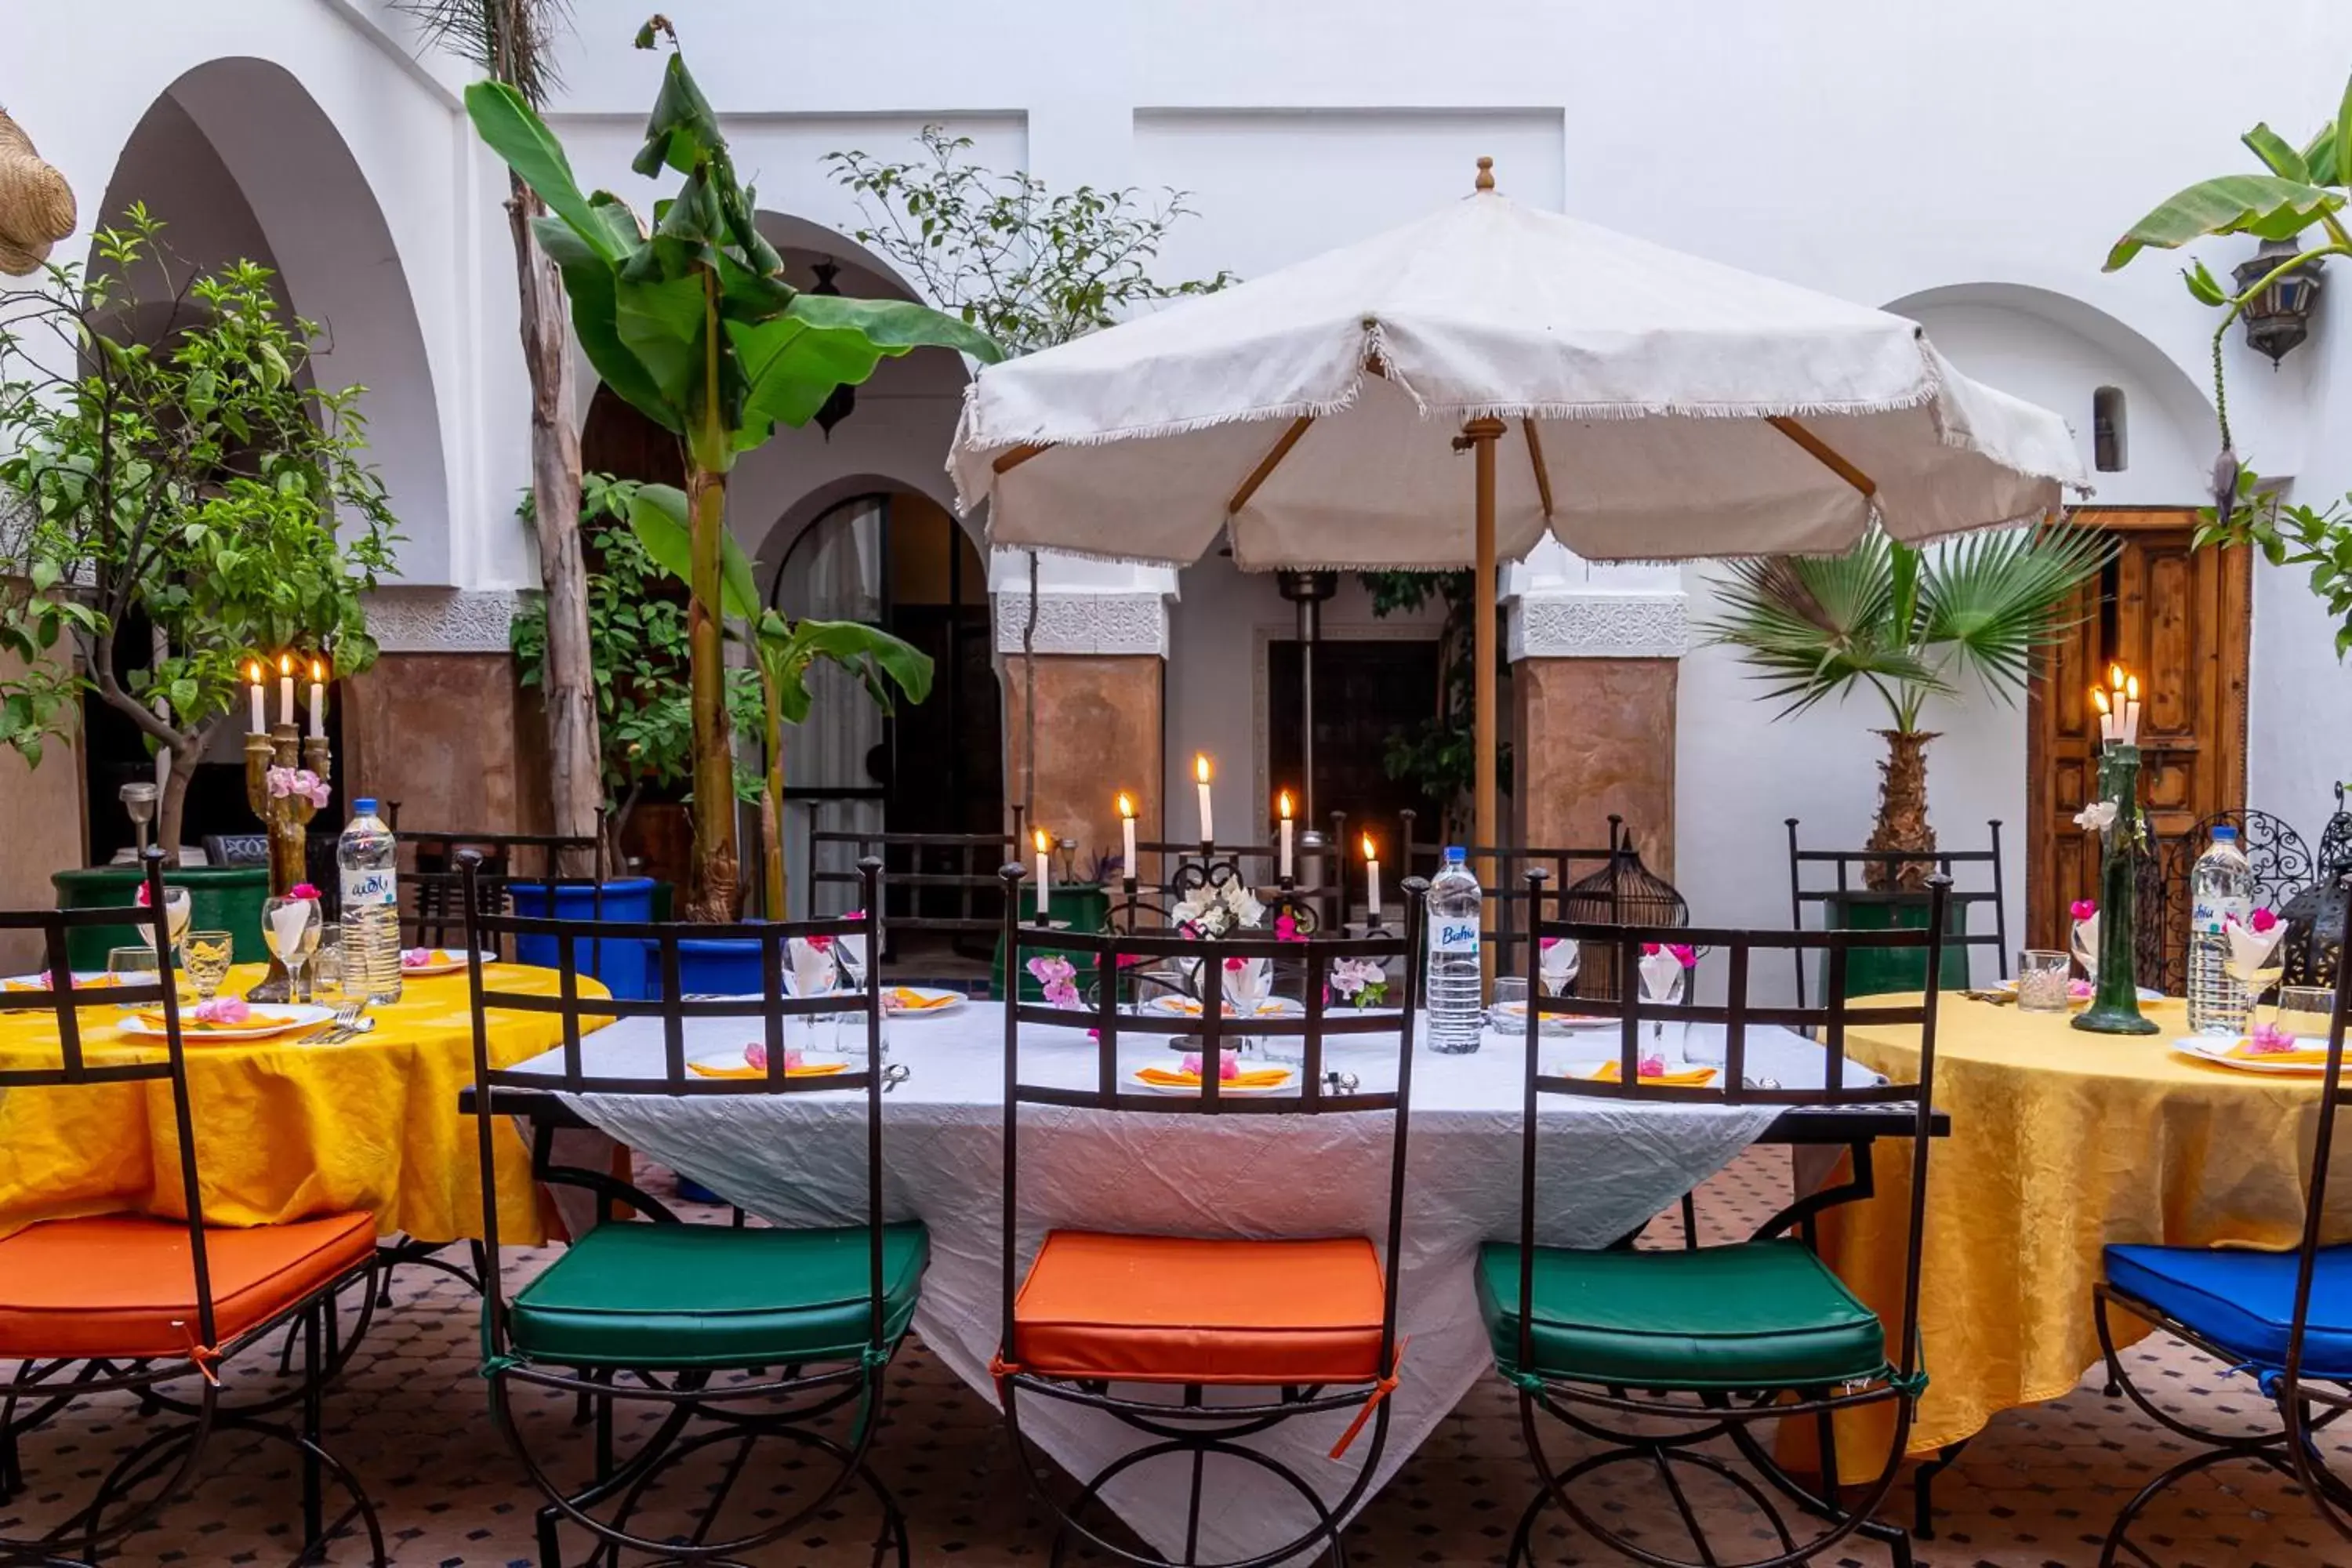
[365,588,519,654]
[1508,590,1689,661]
[993,590,1170,658]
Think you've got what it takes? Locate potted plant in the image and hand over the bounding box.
[0,207,397,965]
[464,16,1002,922]
[1701,522,2110,990]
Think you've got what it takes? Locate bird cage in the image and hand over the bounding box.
[1556,833,1690,1002]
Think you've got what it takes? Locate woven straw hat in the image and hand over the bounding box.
[0,107,76,276]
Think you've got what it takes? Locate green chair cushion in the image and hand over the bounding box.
[508,1221,927,1370]
[1476,1237,1887,1391]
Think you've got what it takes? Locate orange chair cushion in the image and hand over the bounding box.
[1011,1230,1386,1386]
[0,1211,377,1360]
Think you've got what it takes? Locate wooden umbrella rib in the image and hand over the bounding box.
[1767,416,1877,498]
[1521,417,1555,520]
[1225,416,1316,516]
[993,442,1051,475]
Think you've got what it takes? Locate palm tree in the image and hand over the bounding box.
[403,1,602,872]
[1701,523,2113,888]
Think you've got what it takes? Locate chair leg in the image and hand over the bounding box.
[302,1304,325,1552]
[1911,1437,1969,1540]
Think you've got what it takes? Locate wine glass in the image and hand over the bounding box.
[262,895,321,1001]
[144,887,191,967]
[183,930,234,1003]
[2069,917,2098,989]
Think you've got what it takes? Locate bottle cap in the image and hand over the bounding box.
[354,797,377,815]
[1443,846,1467,862]
[2211,825,2237,842]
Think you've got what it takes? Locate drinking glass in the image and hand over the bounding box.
[106,945,160,993]
[183,931,234,1003]
[1489,976,1527,1029]
[2068,920,2097,988]
[2017,949,2072,1012]
[310,935,368,1034]
[2274,984,2336,1044]
[262,895,321,1000]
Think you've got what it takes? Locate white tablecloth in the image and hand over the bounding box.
[512,1005,1869,1563]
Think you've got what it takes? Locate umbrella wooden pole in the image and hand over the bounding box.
[1464,416,1505,982]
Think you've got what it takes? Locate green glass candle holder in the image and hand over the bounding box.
[2074,743,2160,1036]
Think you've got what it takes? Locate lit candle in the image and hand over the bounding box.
[1116,792,1138,881]
[1363,833,1381,927]
[1033,827,1052,918]
[1277,789,1294,880]
[246,660,265,734]
[308,657,328,739]
[278,654,295,727]
[2090,685,2113,745]
[1193,754,1214,844]
[2123,673,2140,746]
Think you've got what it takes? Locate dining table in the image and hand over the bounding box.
[0,960,598,1245]
[474,996,1928,1566]
[1806,990,2352,1488]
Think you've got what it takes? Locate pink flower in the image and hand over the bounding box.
[1540,937,1561,951]
[193,997,250,1025]
[2070,898,2098,922]
[1274,913,1301,942]
[1222,955,1247,971]
[288,883,321,902]
[2247,1022,2299,1054]
[804,933,834,953]
[744,1041,806,1073]
[2251,907,2280,935]
[1026,954,1080,1009]
[1180,1051,1239,1080]
[136,883,152,906]
[264,767,331,809]
[1638,1052,1666,1079]
[1638,942,1697,967]
[402,948,432,967]
[2069,978,2094,1000]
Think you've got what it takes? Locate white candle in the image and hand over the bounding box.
[278,655,295,727]
[1277,790,1294,880]
[308,659,327,740]
[1363,833,1381,927]
[1117,793,1138,880]
[2124,673,2140,746]
[2091,687,2113,746]
[1193,754,1214,844]
[247,662,264,734]
[1033,830,1051,918]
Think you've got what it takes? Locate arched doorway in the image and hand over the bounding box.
[766,488,1000,919]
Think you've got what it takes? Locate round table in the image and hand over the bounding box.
[1810,992,2352,1477]
[0,961,601,1245]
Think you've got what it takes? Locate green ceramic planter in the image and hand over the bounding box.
[51,864,272,971]
[1817,891,1975,999]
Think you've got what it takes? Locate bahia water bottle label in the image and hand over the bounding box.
[2190,895,2250,937]
[341,869,397,909]
[1428,913,1481,956]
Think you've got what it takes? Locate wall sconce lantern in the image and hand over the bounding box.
[2233,237,2325,365]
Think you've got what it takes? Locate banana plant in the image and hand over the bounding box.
[463,16,1000,918]
[2106,72,2352,475]
[628,484,932,920]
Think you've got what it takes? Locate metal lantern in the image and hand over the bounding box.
[810,258,856,437]
[2232,238,2325,365]
[1557,832,1689,1001]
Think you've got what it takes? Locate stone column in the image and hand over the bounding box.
[344,589,543,837]
[994,558,1171,877]
[1506,547,1686,877]
[0,636,84,971]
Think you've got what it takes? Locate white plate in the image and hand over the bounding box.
[883,986,965,1016]
[1127,1065,1298,1097]
[1489,1000,1618,1031]
[118,1004,334,1042]
[2172,1036,2334,1076]
[1145,994,1305,1020]
[401,949,498,978]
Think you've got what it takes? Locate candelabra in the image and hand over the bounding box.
[245,722,331,1001]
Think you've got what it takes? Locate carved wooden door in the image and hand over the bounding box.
[2027,510,2249,959]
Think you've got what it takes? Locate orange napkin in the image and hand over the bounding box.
[7,975,121,993]
[133,1008,292,1033]
[688,1059,851,1080]
[889,988,956,1011]
[1134,1065,1294,1089]
[1589,1060,1719,1087]
[2225,1040,2336,1067]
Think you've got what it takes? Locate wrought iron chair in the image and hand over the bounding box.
[2092,879,2352,1563]
[808,828,1014,960]
[1400,810,1652,982]
[2133,809,2316,994]
[392,811,607,956]
[1785,818,2006,1002]
[993,865,1428,1567]
[457,857,918,1567]
[1485,870,1951,1568]
[0,850,385,1566]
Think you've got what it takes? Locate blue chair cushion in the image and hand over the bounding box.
[2103,1243,2352,1377]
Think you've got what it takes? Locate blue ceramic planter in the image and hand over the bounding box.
[508,877,657,1000]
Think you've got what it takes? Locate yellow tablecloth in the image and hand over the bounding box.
[0,963,606,1246]
[1809,993,2352,1478]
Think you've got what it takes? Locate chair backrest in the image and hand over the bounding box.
[997,866,1429,1364]
[1785,817,2007,1003]
[458,856,893,1366]
[2136,808,2316,996]
[0,851,216,1349]
[1399,809,1631,975]
[1520,870,1951,1393]
[2281,881,2352,1540]
[201,832,270,868]
[808,828,1011,934]
[398,818,607,954]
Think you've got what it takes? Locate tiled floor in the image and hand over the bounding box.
[8,1149,2349,1566]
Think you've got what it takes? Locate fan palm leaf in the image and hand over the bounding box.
[1700,535,1941,720]
[1915,521,2114,702]
[399,0,571,105]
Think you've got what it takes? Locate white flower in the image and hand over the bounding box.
[2074,801,2119,833]
[1221,880,1265,929]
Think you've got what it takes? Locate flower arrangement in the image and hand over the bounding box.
[266,766,332,810]
[1171,879,1265,939]
[2223,906,2286,985]
[1329,958,1390,1009]
[1027,954,1081,1009]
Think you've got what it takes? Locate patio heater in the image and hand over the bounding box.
[1276,570,1338,819]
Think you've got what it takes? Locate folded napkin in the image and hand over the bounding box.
[2227,1039,2335,1066]
[888,987,954,1011]
[135,1007,290,1033]
[6,974,120,992]
[1134,1065,1293,1089]
[1540,939,1577,996]
[1636,951,1686,1005]
[1589,1060,1719,1087]
[2226,919,2287,984]
[786,938,838,998]
[1223,956,1269,1010]
[688,1058,850,1080]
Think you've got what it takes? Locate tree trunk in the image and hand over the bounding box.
[684,463,739,920]
[155,739,197,862]
[505,174,597,879]
[762,676,786,920]
[1864,728,1938,891]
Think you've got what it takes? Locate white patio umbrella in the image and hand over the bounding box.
[953,158,2084,879]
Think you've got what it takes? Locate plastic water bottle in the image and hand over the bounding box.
[339,798,403,1005]
[1427,847,1484,1053]
[2187,824,2252,1036]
